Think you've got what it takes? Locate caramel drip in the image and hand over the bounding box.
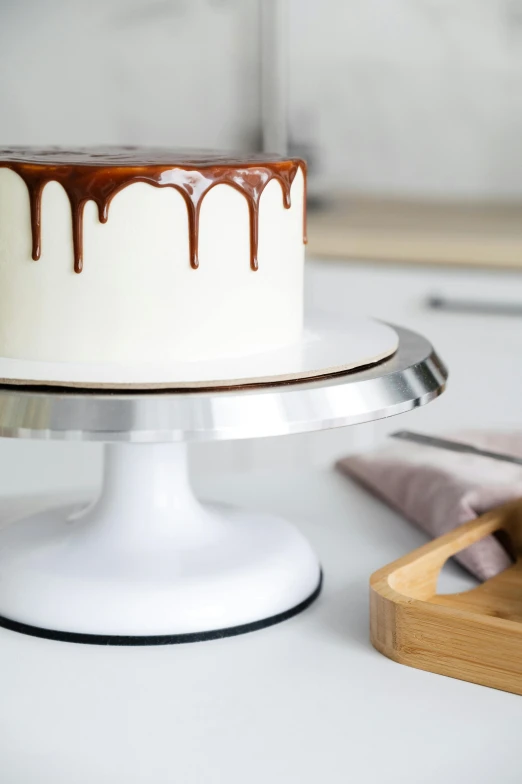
[0,148,307,274]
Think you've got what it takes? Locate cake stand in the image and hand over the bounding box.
[0,323,446,645]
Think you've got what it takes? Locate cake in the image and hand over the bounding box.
[0,147,306,364]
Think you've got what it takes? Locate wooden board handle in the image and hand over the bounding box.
[371,499,522,601]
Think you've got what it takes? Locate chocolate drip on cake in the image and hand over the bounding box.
[0,147,307,274]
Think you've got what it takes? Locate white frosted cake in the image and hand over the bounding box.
[0,148,306,364]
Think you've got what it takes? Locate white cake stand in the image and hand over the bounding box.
[0,321,447,645]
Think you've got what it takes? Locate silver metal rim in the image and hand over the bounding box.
[0,325,447,443]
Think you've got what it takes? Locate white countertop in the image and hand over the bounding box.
[1,258,522,782]
[0,470,521,784]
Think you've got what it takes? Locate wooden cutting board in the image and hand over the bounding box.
[370,499,522,695]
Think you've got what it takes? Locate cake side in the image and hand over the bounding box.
[0,148,306,364]
[0,147,307,273]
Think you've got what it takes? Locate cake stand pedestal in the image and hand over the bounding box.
[0,325,446,645]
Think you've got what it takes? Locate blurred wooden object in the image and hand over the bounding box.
[307,197,522,268]
[370,499,522,695]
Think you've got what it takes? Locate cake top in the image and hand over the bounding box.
[0,146,303,168]
[0,146,307,273]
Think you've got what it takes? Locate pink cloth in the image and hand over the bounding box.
[337,431,522,580]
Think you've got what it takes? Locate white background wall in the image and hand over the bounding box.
[2,0,522,198]
[289,0,522,198]
[0,0,260,150]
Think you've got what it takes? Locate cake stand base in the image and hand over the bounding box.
[0,443,321,644]
[0,324,447,645]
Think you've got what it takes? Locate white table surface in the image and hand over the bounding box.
[1,258,522,782]
[0,471,520,783]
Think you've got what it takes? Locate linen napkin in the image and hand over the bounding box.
[337,431,522,580]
